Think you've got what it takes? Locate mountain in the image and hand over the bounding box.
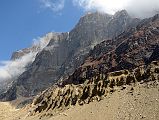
[29,14,159,117]
[86,14,159,72]
[0,11,159,120]
[62,14,159,86]
[0,10,140,101]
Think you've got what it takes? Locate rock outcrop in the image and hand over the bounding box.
[30,61,159,116]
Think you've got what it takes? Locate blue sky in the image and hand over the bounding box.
[0,0,84,61]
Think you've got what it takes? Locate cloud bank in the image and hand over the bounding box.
[73,0,128,15]
[73,0,159,18]
[126,0,159,18]
[0,53,36,81]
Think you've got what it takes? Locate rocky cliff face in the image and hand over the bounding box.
[0,10,140,101]
[85,14,159,72]
[60,14,159,87]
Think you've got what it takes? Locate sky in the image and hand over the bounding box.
[0,0,159,61]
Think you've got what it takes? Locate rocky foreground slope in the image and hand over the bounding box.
[30,60,159,117]
[0,79,159,120]
[0,10,140,101]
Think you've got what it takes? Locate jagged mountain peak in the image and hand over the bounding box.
[77,10,132,26]
[11,32,58,60]
[80,11,112,21]
[113,10,129,18]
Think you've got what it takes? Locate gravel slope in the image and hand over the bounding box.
[48,82,159,120]
[1,81,159,120]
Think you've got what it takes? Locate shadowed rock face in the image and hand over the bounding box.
[0,10,140,101]
[86,14,159,72]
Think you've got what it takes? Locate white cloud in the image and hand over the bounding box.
[0,53,36,81]
[73,0,159,18]
[126,0,159,18]
[39,0,159,17]
[73,0,129,14]
[40,0,65,12]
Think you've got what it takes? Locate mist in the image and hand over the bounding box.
[126,0,159,18]
[0,33,53,82]
[0,53,36,81]
[73,0,159,18]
